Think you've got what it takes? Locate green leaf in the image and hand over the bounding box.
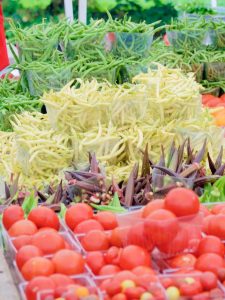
[18,0,51,9]
[59,203,67,219]
[109,192,122,207]
[91,203,126,213]
[22,193,38,215]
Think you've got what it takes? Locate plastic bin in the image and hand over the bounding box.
[205,62,225,82]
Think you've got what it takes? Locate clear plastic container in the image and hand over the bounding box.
[205,62,225,82]
[105,32,154,57]
[160,273,225,299]
[19,274,102,300]
[166,30,211,49]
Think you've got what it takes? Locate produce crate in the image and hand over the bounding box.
[205,62,225,82]
[166,30,209,49]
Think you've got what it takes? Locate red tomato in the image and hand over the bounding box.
[21,257,55,281]
[94,211,118,230]
[50,274,74,297]
[184,224,202,250]
[52,249,85,275]
[197,235,225,257]
[200,272,217,291]
[3,205,24,230]
[105,246,122,265]
[160,277,174,288]
[74,219,104,234]
[164,188,200,217]
[105,279,122,297]
[81,230,109,251]
[99,264,121,276]
[192,292,210,300]
[112,293,127,300]
[114,271,138,283]
[16,245,43,270]
[132,266,155,276]
[119,245,151,270]
[144,209,178,246]
[211,203,225,214]
[195,253,225,275]
[86,251,105,275]
[124,287,145,299]
[205,98,222,108]
[137,273,158,288]
[12,235,32,250]
[38,227,57,233]
[65,203,93,230]
[208,214,225,239]
[179,279,203,296]
[142,199,165,218]
[202,94,217,105]
[202,215,215,234]
[167,254,197,269]
[157,226,188,255]
[31,231,65,255]
[209,288,224,299]
[221,94,225,101]
[110,227,129,248]
[28,206,60,230]
[25,276,55,300]
[8,220,38,237]
[127,222,154,251]
[199,204,211,217]
[218,268,225,282]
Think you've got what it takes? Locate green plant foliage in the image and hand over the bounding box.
[19,0,52,9]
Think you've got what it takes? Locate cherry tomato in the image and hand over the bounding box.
[208,214,225,239]
[142,199,165,218]
[202,215,215,234]
[105,279,122,297]
[195,253,225,275]
[179,279,203,296]
[31,231,65,255]
[124,287,145,299]
[119,245,151,270]
[12,235,32,250]
[105,246,122,265]
[110,227,129,248]
[2,205,24,230]
[127,222,154,251]
[197,235,225,257]
[165,188,200,217]
[137,273,158,288]
[16,245,43,270]
[144,209,178,247]
[86,251,105,275]
[21,257,55,280]
[94,211,118,230]
[52,249,85,275]
[8,220,38,237]
[184,224,202,252]
[50,274,74,297]
[192,291,210,300]
[158,226,188,255]
[99,264,121,276]
[200,272,217,291]
[28,206,60,230]
[211,203,225,214]
[38,227,57,233]
[132,266,155,276]
[74,219,104,234]
[209,288,224,299]
[167,254,197,269]
[218,268,225,282]
[199,204,211,217]
[25,276,55,300]
[112,293,127,300]
[65,203,93,230]
[160,277,174,289]
[81,230,109,251]
[114,271,138,283]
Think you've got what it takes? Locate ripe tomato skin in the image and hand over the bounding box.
[202,215,214,234]
[127,222,154,251]
[52,249,85,275]
[164,188,200,217]
[208,214,225,239]
[179,280,203,297]
[8,220,38,237]
[209,288,224,299]
[144,209,178,247]
[197,236,225,257]
[200,272,217,291]
[50,274,74,297]
[94,211,118,230]
[158,226,188,255]
[86,251,105,275]
[142,199,165,218]
[16,245,43,270]
[31,231,65,255]
[160,277,174,289]
[3,205,24,230]
[25,276,55,300]
[81,230,109,251]
[124,287,145,299]
[112,293,127,300]
[211,203,225,214]
[119,245,151,270]
[28,206,60,230]
[105,279,122,297]
[132,266,155,276]
[192,291,210,300]
[114,271,138,283]
[195,253,225,275]
[99,264,121,276]
[21,257,55,281]
[105,246,122,265]
[167,254,197,269]
[65,203,93,230]
[110,227,129,248]
[199,204,211,217]
[74,219,104,234]
[12,235,32,250]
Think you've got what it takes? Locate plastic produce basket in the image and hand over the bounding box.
[205,62,225,82]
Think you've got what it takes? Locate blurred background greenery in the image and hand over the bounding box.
[2,0,225,38]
